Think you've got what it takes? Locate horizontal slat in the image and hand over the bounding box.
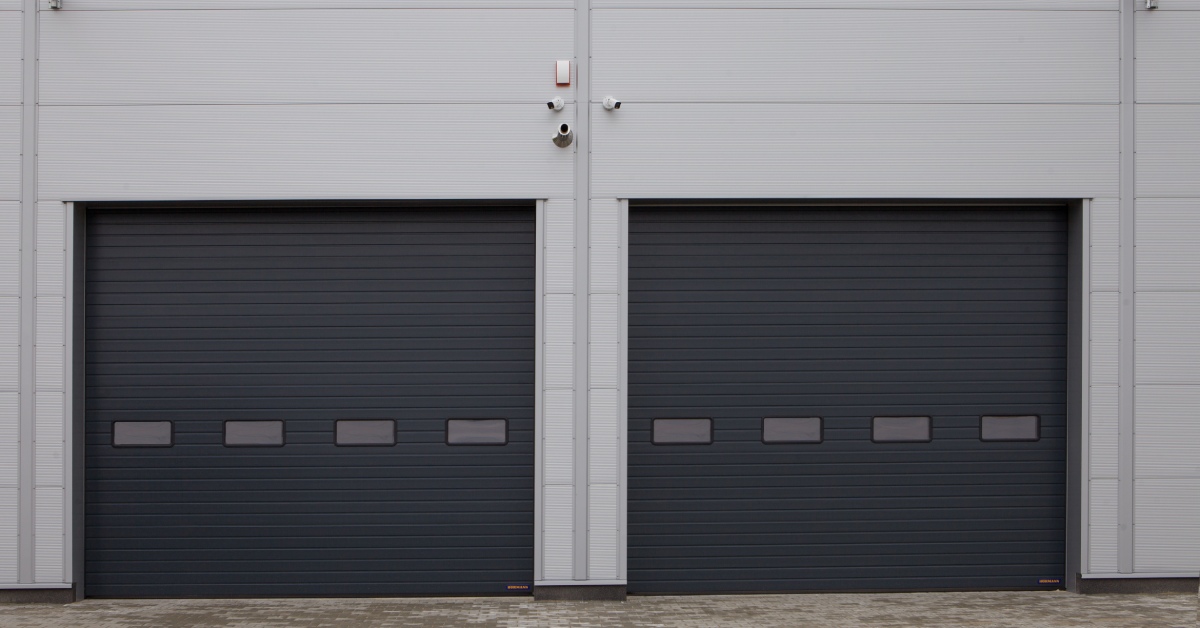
[594,104,1118,198]
[40,9,572,105]
[39,104,574,201]
[593,9,1115,104]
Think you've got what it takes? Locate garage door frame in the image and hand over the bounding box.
[616,199,1086,593]
[67,199,545,598]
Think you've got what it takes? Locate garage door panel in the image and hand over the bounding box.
[635,266,1068,282]
[90,372,535,389]
[631,484,1067,501]
[629,205,1067,593]
[90,254,530,272]
[633,227,1067,244]
[88,301,534,318]
[633,277,1067,292]
[633,301,1064,316]
[85,205,534,597]
[635,311,1066,326]
[91,266,536,285]
[631,254,1061,269]
[88,383,532,400]
[89,336,535,354]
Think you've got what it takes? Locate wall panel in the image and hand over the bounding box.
[33,487,64,583]
[1134,479,1200,573]
[1136,199,1200,291]
[1090,198,1119,293]
[587,484,618,580]
[592,104,1118,198]
[594,10,1115,104]
[542,485,574,580]
[0,12,20,107]
[1090,294,1119,387]
[1137,12,1200,103]
[40,10,572,105]
[1136,292,1200,385]
[1088,478,1118,573]
[0,106,19,201]
[34,298,63,392]
[0,486,14,583]
[1089,385,1118,479]
[39,104,574,201]
[0,298,16,404]
[1135,386,1200,478]
[33,393,63,488]
[0,202,17,297]
[1137,105,1200,197]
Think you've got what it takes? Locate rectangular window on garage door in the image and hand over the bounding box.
[446,419,508,445]
[224,421,285,447]
[653,418,713,445]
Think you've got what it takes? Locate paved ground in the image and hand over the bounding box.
[0,591,1196,628]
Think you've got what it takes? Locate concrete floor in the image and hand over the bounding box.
[0,591,1196,628]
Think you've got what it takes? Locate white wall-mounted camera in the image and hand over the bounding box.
[602,97,621,111]
[547,98,565,111]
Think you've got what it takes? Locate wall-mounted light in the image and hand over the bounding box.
[49,0,63,9]
[1146,0,1158,8]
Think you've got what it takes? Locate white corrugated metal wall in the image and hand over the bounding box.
[1133,2,1200,574]
[1,0,24,587]
[0,0,1196,591]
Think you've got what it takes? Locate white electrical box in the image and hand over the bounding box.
[556,60,571,86]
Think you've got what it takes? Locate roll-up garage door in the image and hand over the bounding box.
[628,204,1067,593]
[85,204,534,597]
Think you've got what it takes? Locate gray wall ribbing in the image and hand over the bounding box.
[627,205,1068,593]
[83,205,535,597]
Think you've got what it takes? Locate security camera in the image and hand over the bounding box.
[547,98,565,111]
[552,123,574,148]
[603,97,621,111]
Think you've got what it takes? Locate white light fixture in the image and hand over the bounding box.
[49,0,63,8]
[1146,0,1158,8]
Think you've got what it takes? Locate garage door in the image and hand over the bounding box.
[85,203,535,597]
[628,204,1067,593]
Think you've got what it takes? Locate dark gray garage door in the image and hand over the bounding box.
[85,203,534,597]
[628,204,1067,593]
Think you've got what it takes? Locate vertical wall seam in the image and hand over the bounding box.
[572,0,591,582]
[617,199,628,581]
[17,0,38,585]
[1080,199,1092,577]
[534,200,545,583]
[1117,0,1135,575]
